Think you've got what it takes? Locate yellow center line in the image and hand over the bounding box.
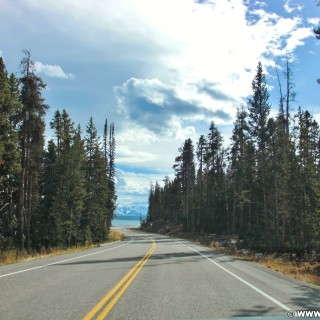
[83,236,156,320]
[97,242,156,320]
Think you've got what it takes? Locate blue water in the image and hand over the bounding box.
[112,219,141,227]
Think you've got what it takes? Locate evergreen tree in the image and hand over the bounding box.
[83,117,99,241]
[229,107,255,237]
[37,140,57,247]
[196,135,207,231]
[205,122,226,233]
[89,144,109,242]
[107,122,117,223]
[0,54,118,252]
[295,109,320,252]
[0,58,21,250]
[247,61,271,248]
[50,123,86,247]
[17,50,48,250]
[173,138,195,230]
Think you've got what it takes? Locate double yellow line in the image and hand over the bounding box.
[83,236,156,320]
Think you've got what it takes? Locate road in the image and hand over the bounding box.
[0,228,319,320]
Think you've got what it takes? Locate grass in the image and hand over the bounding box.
[108,229,124,241]
[0,229,125,266]
[216,245,320,286]
[261,256,320,286]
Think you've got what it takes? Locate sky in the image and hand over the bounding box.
[1,0,320,208]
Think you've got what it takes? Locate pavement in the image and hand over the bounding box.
[0,227,319,320]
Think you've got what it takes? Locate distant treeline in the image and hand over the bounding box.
[0,50,116,252]
[148,61,320,254]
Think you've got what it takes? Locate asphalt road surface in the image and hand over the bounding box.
[0,228,319,320]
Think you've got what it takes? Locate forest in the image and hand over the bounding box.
[147,61,320,254]
[0,50,116,253]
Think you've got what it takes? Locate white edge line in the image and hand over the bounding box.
[176,240,291,312]
[101,240,120,246]
[0,237,133,279]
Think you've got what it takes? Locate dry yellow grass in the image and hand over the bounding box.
[219,248,320,286]
[0,230,125,266]
[261,257,320,286]
[0,245,97,266]
[108,230,125,241]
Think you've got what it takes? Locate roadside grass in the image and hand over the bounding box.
[108,229,124,241]
[0,229,125,266]
[261,256,320,286]
[206,244,320,286]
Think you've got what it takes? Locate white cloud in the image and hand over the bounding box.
[16,1,312,72]
[254,1,267,8]
[2,0,316,206]
[308,17,320,26]
[115,118,199,173]
[110,1,313,153]
[116,169,162,194]
[116,126,157,145]
[286,27,313,52]
[284,0,303,13]
[35,61,75,79]
[117,147,158,165]
[0,50,2,57]
[116,169,173,206]
[114,77,232,138]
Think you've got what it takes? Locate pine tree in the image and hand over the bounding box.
[229,107,255,237]
[50,123,86,247]
[247,62,271,249]
[107,122,117,223]
[0,58,22,250]
[204,122,226,233]
[17,50,48,250]
[103,117,108,165]
[90,144,109,242]
[173,138,195,230]
[37,140,58,247]
[83,117,99,240]
[196,135,207,231]
[295,109,320,252]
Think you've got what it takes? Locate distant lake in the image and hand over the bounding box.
[112,218,141,227]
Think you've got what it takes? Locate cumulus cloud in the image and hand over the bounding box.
[117,147,158,165]
[116,169,156,194]
[116,126,157,145]
[0,50,2,57]
[115,119,199,172]
[35,61,75,79]
[109,0,314,143]
[114,78,231,137]
[116,169,172,206]
[195,80,236,102]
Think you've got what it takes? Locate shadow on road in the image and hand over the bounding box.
[231,304,279,317]
[51,249,223,268]
[288,284,320,310]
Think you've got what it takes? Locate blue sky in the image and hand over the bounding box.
[1,0,319,207]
